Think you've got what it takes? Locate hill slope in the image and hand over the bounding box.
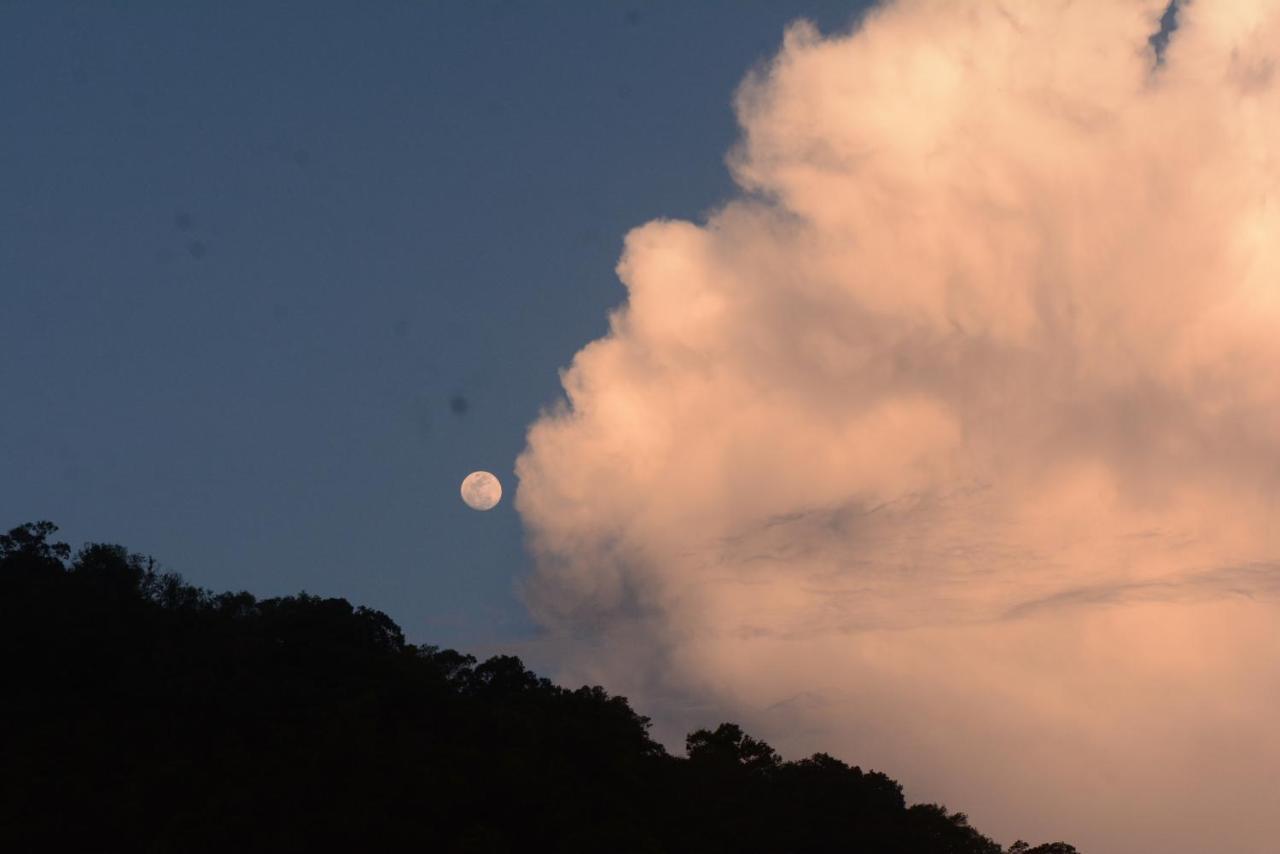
[0,522,1076,853]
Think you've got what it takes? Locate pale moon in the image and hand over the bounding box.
[460,470,502,511]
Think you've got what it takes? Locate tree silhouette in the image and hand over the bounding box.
[1008,843,1081,854]
[686,722,782,772]
[0,522,1080,853]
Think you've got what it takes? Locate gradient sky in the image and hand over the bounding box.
[0,0,867,650]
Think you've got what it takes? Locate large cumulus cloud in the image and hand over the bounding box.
[516,2,1280,851]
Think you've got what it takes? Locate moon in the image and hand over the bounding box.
[460,471,502,511]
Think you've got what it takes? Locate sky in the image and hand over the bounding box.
[0,0,864,648]
[8,2,1280,853]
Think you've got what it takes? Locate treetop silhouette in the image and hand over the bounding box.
[0,522,1078,853]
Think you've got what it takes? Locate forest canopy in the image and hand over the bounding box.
[0,522,1076,853]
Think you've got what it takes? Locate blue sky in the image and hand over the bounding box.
[1,0,869,650]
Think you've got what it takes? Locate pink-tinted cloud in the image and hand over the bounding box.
[516,2,1280,851]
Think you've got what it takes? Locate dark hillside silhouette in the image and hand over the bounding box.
[0,522,1077,853]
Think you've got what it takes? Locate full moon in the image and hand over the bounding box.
[460,470,502,511]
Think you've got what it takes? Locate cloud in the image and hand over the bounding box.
[516,2,1280,851]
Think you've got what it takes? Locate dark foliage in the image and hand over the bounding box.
[0,522,1078,853]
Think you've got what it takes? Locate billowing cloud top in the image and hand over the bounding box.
[516,2,1280,852]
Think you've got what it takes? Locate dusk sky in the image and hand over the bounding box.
[2,0,863,647]
[6,2,1280,853]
